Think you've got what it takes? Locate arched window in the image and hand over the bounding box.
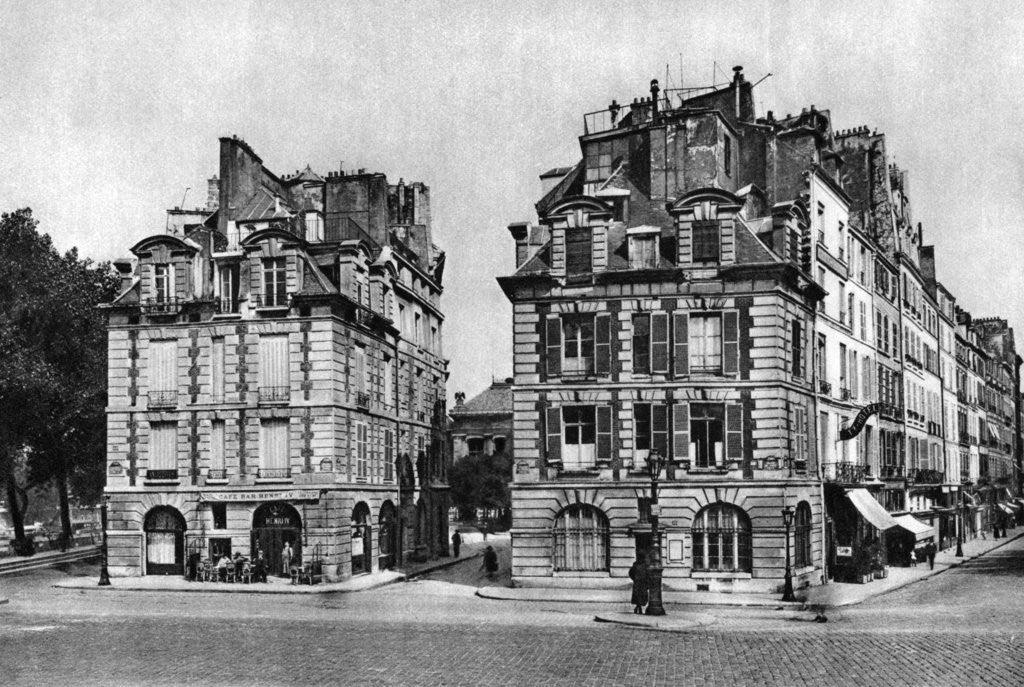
[552,504,609,572]
[794,501,813,569]
[691,503,752,573]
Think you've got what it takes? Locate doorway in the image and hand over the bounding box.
[251,502,302,577]
[351,502,372,575]
[144,506,186,576]
[378,501,397,570]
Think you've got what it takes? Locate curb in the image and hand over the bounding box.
[594,611,718,632]
[405,550,484,581]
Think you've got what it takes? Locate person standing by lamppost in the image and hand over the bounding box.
[781,505,796,602]
[98,495,111,586]
[955,493,964,558]
[644,450,666,616]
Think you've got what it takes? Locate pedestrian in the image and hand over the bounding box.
[282,541,294,577]
[481,545,498,579]
[451,530,462,558]
[628,556,649,615]
[254,549,267,583]
[217,552,231,581]
[909,549,917,567]
[481,522,488,541]
[925,541,936,570]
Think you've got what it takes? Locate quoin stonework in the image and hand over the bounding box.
[102,137,450,581]
[498,67,1022,593]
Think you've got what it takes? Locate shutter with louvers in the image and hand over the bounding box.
[651,313,669,374]
[652,404,669,456]
[673,312,689,377]
[723,311,739,375]
[596,406,612,463]
[672,403,689,461]
[151,340,177,393]
[545,315,562,378]
[726,403,743,462]
[595,313,611,375]
[546,407,562,464]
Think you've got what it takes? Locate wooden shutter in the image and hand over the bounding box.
[723,311,739,375]
[672,402,690,461]
[545,406,562,463]
[651,312,669,374]
[652,404,669,456]
[545,314,562,378]
[673,312,689,377]
[726,403,743,462]
[211,338,225,402]
[596,405,612,463]
[151,340,176,393]
[632,314,650,373]
[259,335,289,390]
[595,313,611,375]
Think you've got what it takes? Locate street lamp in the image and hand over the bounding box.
[955,494,964,558]
[644,449,666,616]
[781,505,796,602]
[98,495,111,587]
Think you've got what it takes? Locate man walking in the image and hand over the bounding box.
[925,541,937,570]
[451,530,462,558]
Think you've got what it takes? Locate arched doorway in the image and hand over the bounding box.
[379,501,397,570]
[351,502,372,575]
[251,502,302,578]
[144,506,186,576]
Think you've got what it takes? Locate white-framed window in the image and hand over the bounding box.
[262,257,287,307]
[563,315,595,375]
[562,406,596,470]
[150,340,177,398]
[692,503,752,572]
[258,335,289,402]
[690,403,724,468]
[628,228,659,269]
[154,264,172,302]
[792,405,809,463]
[305,212,324,242]
[259,419,289,475]
[149,422,177,472]
[689,314,723,374]
[552,504,609,572]
[384,428,394,482]
[354,421,368,479]
[211,337,225,402]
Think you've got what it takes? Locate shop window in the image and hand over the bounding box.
[691,503,752,573]
[552,504,609,571]
[794,502,812,568]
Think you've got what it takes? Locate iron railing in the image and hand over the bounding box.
[146,469,179,481]
[141,298,179,315]
[207,469,227,480]
[879,464,906,479]
[259,386,290,403]
[257,467,292,479]
[822,462,868,483]
[908,468,944,484]
[216,298,240,314]
[818,380,832,395]
[252,294,289,309]
[355,391,370,409]
[148,390,177,408]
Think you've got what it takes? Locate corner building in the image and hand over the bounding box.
[500,73,827,593]
[103,137,449,580]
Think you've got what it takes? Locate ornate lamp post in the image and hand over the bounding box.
[781,505,796,602]
[98,495,111,587]
[644,449,666,616]
[955,494,964,558]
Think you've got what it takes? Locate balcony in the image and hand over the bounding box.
[259,386,290,403]
[207,469,227,480]
[141,297,180,315]
[355,391,370,409]
[818,380,832,395]
[252,294,290,310]
[908,468,944,485]
[822,461,867,483]
[148,390,177,408]
[216,298,240,315]
[840,387,851,401]
[257,467,292,479]
[879,464,906,479]
[145,469,179,481]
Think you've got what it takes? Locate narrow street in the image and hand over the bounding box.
[1,536,1021,686]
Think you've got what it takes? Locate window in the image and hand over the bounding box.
[353,345,367,394]
[262,257,287,307]
[384,429,394,481]
[794,502,812,569]
[723,135,732,176]
[838,223,846,261]
[850,351,858,399]
[817,267,826,311]
[259,419,289,476]
[817,203,825,242]
[467,437,485,456]
[414,312,423,347]
[565,226,592,274]
[791,320,803,377]
[862,357,872,401]
[691,221,720,263]
[632,313,668,374]
[792,405,809,463]
[149,422,177,472]
[258,335,289,402]
[585,140,613,183]
[552,504,609,571]
[859,301,867,341]
[817,334,827,381]
[689,403,724,468]
[209,420,225,475]
[839,344,847,389]
[305,212,324,242]
[632,314,649,374]
[212,503,227,530]
[219,264,239,312]
[563,316,595,376]
[633,403,668,462]
[562,406,596,470]
[354,421,368,479]
[211,337,225,402]
[847,293,855,327]
[628,232,658,269]
[691,503,752,573]
[154,264,172,302]
[689,314,723,374]
[149,340,177,403]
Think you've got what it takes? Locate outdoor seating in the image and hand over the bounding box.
[240,562,253,584]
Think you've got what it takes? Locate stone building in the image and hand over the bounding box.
[449,379,514,523]
[102,136,450,580]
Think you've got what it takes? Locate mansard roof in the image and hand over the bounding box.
[130,233,201,257]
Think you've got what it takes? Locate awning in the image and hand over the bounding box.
[893,514,936,543]
[997,503,1016,515]
[987,423,1002,443]
[846,489,899,530]
[962,493,979,508]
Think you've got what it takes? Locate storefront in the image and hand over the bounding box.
[144,506,186,576]
[889,513,936,566]
[829,488,897,583]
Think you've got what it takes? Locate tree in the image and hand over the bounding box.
[0,208,117,552]
[449,450,512,526]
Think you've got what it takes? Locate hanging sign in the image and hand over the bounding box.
[839,403,895,440]
[201,490,321,503]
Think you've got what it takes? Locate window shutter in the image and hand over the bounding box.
[672,402,689,461]
[596,405,612,463]
[723,311,739,375]
[595,313,611,375]
[546,407,562,464]
[651,313,669,374]
[652,404,669,457]
[673,312,689,377]
[545,315,562,378]
[726,403,743,462]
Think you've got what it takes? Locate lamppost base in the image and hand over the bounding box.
[644,605,667,616]
[98,571,111,587]
[782,575,796,602]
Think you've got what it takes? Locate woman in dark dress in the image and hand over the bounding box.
[629,556,649,614]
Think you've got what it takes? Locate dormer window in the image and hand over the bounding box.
[262,257,287,307]
[585,140,612,183]
[154,264,172,303]
[724,135,732,177]
[565,226,592,274]
[691,221,720,264]
[305,212,324,242]
[627,226,659,269]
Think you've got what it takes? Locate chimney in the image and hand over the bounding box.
[113,260,134,293]
[454,392,466,407]
[650,79,660,117]
[733,66,743,118]
[274,195,281,214]
[508,222,531,267]
[206,176,220,210]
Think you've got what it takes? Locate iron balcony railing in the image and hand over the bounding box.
[822,462,868,484]
[148,390,177,408]
[840,387,852,401]
[355,391,370,409]
[257,467,292,479]
[207,469,227,480]
[259,386,290,403]
[818,380,832,395]
[145,469,179,481]
[252,293,290,309]
[141,297,180,315]
[216,298,240,314]
[879,464,906,479]
[908,468,944,484]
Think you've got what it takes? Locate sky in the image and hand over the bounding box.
[2,0,1024,402]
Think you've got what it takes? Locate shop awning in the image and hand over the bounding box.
[893,514,936,543]
[962,493,978,508]
[846,489,899,531]
[997,503,1016,515]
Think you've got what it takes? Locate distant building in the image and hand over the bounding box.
[450,378,514,462]
[103,136,450,580]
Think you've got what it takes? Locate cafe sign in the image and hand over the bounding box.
[201,490,322,503]
[839,403,897,441]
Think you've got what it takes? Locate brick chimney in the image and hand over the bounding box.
[206,175,220,210]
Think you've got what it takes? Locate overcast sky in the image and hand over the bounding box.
[3,0,1023,402]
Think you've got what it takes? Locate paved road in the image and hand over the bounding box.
[1,537,1022,686]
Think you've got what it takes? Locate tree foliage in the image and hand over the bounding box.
[0,208,117,551]
[450,450,512,525]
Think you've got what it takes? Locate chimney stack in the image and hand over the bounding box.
[733,66,743,118]
[650,79,660,117]
[206,176,220,210]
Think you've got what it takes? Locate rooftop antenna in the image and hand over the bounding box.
[751,72,773,88]
[180,187,190,209]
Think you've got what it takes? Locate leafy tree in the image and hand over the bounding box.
[0,208,116,552]
[450,450,512,526]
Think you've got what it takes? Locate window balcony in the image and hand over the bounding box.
[355,391,370,409]
[148,390,178,408]
[259,386,290,403]
[216,298,240,315]
[907,468,943,485]
[141,297,180,315]
[257,467,292,479]
[880,464,906,479]
[145,469,179,481]
[840,387,851,401]
[207,469,228,480]
[822,461,867,484]
[252,294,290,310]
[818,380,832,395]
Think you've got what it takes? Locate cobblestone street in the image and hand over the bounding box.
[1,536,1022,686]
